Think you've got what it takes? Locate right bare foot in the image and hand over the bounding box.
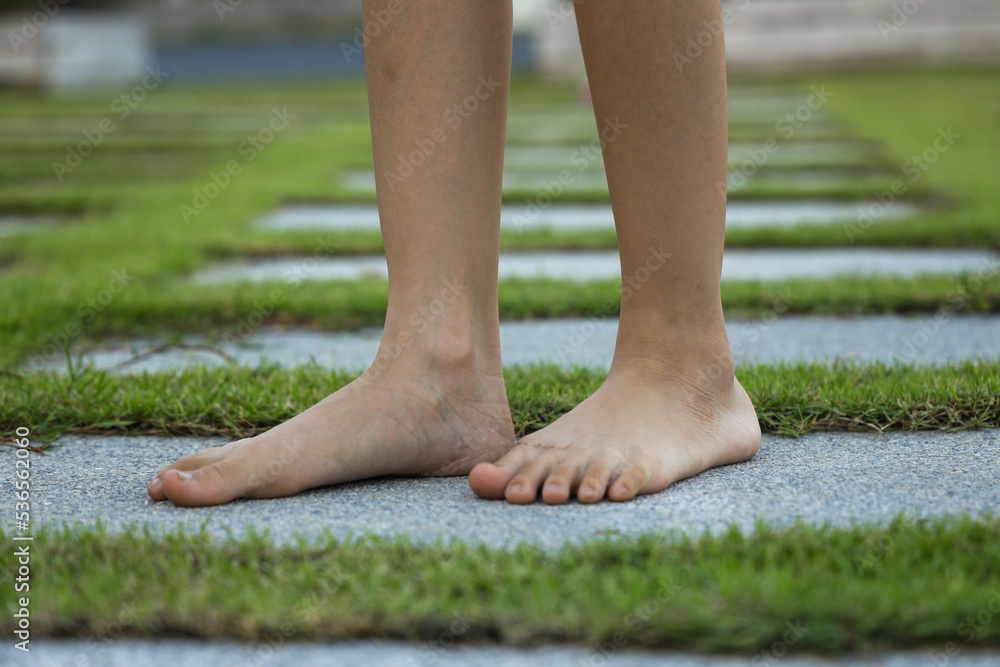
[147,330,515,507]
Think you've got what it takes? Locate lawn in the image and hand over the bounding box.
[2,66,998,652]
[2,516,998,653]
[1,68,999,368]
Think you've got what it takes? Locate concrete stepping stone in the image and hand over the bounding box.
[191,249,995,285]
[29,315,1000,374]
[8,430,998,548]
[0,215,61,235]
[10,641,998,667]
[498,143,874,172]
[339,167,880,195]
[257,201,919,233]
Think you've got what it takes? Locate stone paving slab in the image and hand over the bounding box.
[8,641,1000,667]
[191,249,997,285]
[6,430,997,549]
[338,168,877,195]
[257,201,918,233]
[30,315,1000,374]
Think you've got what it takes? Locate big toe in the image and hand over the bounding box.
[468,462,515,500]
[159,460,249,507]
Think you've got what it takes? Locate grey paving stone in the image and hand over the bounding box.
[257,201,919,233]
[190,249,998,285]
[6,430,997,549]
[7,641,999,667]
[0,215,60,235]
[28,315,1000,374]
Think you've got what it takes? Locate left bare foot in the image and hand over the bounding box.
[468,338,761,504]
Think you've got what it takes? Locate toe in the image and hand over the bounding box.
[504,454,557,504]
[577,460,614,504]
[608,464,652,502]
[541,460,584,505]
[147,475,166,501]
[159,457,251,507]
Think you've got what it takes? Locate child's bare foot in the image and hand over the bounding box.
[469,332,761,504]
[148,330,514,507]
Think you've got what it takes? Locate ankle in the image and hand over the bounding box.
[609,325,736,393]
[373,316,501,379]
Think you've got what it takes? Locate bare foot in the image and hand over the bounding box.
[468,337,761,504]
[148,334,514,507]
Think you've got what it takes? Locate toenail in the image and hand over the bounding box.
[580,485,592,496]
[508,483,522,494]
[149,477,161,490]
[177,471,193,482]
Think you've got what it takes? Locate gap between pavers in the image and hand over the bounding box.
[8,430,998,549]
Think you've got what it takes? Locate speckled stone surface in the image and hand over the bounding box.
[6,430,997,549]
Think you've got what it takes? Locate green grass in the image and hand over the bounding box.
[1,70,999,366]
[3,516,999,652]
[3,361,997,443]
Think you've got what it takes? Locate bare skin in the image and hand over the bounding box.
[149,0,761,507]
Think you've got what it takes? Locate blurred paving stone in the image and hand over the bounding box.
[8,641,1000,667]
[257,200,918,232]
[190,249,997,285]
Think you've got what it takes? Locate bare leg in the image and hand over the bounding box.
[469,0,761,504]
[149,0,515,506]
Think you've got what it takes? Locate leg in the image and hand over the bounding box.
[149,0,515,506]
[469,0,761,504]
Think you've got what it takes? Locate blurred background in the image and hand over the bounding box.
[2,0,999,91]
